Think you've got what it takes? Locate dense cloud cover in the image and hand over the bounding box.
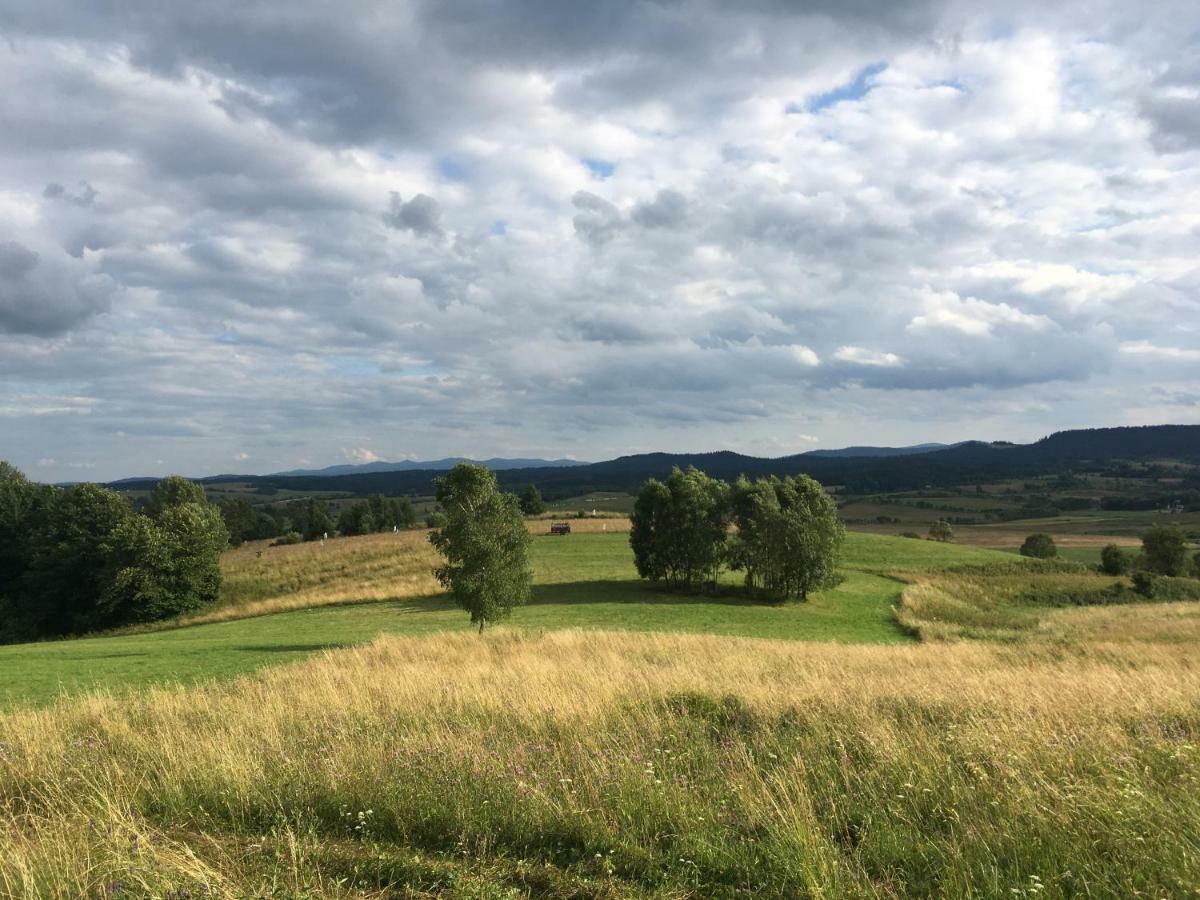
[0,0,1197,480]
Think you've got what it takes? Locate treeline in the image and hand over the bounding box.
[630,468,844,602]
[217,494,418,545]
[0,464,227,642]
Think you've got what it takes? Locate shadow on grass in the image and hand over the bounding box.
[230,642,354,654]
[532,579,785,608]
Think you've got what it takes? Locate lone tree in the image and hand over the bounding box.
[519,483,546,516]
[729,474,844,602]
[1141,523,1187,576]
[1019,533,1057,559]
[1100,543,1130,576]
[630,467,729,591]
[428,463,531,632]
[928,520,954,543]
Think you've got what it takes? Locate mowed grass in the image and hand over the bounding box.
[0,531,1016,710]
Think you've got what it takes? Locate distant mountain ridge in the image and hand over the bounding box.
[105,425,1200,498]
[803,443,955,458]
[272,457,591,477]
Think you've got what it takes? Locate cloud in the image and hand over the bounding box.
[384,193,443,236]
[1,0,1199,480]
[0,240,115,336]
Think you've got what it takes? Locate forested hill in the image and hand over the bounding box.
[110,425,1199,498]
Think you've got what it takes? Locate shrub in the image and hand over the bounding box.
[1141,523,1187,576]
[928,520,954,542]
[1100,544,1130,576]
[424,511,448,529]
[1019,533,1057,559]
[272,531,303,546]
[1132,571,1158,598]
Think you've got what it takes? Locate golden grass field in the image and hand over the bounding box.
[2,525,1200,896]
[2,621,1199,897]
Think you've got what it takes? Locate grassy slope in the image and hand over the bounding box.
[0,532,1016,709]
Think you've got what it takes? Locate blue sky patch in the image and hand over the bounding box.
[798,62,888,113]
[582,158,616,179]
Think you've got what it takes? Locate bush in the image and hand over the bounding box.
[928,520,954,542]
[272,531,303,546]
[1019,533,1057,559]
[1132,571,1158,598]
[899,532,923,539]
[1141,523,1188,576]
[424,511,448,529]
[1100,544,1130,576]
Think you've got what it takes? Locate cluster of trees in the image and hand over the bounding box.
[219,494,418,545]
[336,495,417,536]
[0,465,228,642]
[1100,524,1200,582]
[630,467,844,602]
[1019,533,1057,558]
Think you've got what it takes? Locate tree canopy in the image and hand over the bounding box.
[0,466,228,642]
[428,463,531,632]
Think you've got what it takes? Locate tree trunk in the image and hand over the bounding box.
[478,619,485,634]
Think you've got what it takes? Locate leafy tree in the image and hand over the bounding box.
[0,463,48,635]
[425,511,448,529]
[361,494,417,531]
[1141,523,1187,576]
[337,501,377,536]
[629,467,730,591]
[928,520,954,542]
[1019,533,1057,559]
[428,464,531,632]
[729,474,844,602]
[519,484,547,516]
[218,497,260,547]
[1100,543,1130,576]
[289,497,334,541]
[147,475,207,518]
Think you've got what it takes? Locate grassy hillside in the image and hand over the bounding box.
[3,628,1199,897]
[0,530,1013,709]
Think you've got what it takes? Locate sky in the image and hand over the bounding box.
[1,0,1198,482]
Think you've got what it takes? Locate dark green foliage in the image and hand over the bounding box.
[428,464,532,632]
[0,467,228,642]
[425,511,448,529]
[1141,524,1188,576]
[336,501,377,536]
[629,467,730,591]
[289,497,334,541]
[728,474,845,602]
[1019,533,1057,559]
[1100,544,1131,576]
[218,497,282,547]
[928,520,954,542]
[273,531,303,546]
[1193,551,1200,579]
[1132,571,1158,598]
[519,484,546,516]
[146,475,207,518]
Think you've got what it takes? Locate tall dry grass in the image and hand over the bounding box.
[193,530,443,625]
[2,628,1199,896]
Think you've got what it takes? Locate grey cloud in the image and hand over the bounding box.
[0,240,114,337]
[632,189,688,228]
[571,191,624,245]
[384,193,443,237]
[43,180,97,205]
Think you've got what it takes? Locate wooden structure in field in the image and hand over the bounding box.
[549,522,572,535]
